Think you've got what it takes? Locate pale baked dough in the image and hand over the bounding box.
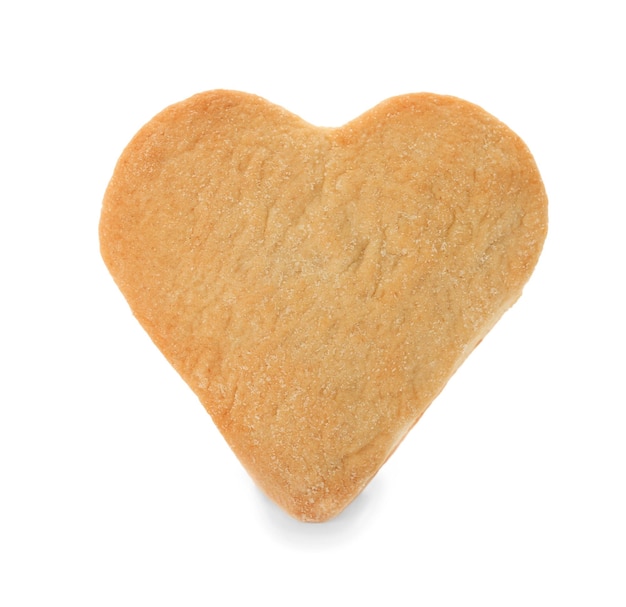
[100,90,547,522]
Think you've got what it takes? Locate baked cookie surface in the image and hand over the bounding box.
[100,90,547,522]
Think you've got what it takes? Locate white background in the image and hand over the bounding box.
[1,1,624,605]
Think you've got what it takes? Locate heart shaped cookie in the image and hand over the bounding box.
[100,90,547,522]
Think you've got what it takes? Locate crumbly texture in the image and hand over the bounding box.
[100,90,548,522]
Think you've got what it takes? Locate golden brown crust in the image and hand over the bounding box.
[100,90,547,522]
